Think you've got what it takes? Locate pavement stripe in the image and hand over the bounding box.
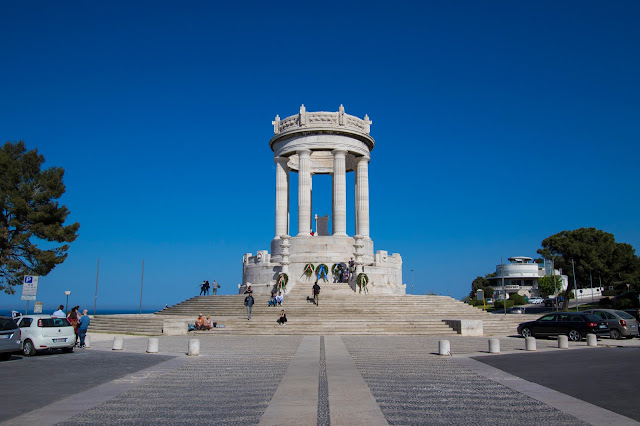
[1,355,191,426]
[455,356,639,426]
[318,336,330,425]
[259,335,320,426]
[324,335,388,426]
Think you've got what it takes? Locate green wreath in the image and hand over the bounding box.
[317,264,328,282]
[303,263,315,278]
[357,273,369,293]
[331,263,341,276]
[277,273,289,291]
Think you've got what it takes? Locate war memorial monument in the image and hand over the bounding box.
[241,105,405,295]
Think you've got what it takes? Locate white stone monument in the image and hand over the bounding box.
[241,105,405,295]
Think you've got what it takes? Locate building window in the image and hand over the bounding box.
[524,280,533,287]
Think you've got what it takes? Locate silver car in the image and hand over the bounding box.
[0,316,22,360]
[584,309,639,339]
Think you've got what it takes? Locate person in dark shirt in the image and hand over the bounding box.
[312,281,320,306]
[277,310,287,325]
[244,292,255,320]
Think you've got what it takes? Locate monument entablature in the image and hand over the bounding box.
[242,104,405,296]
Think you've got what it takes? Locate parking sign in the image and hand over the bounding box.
[21,275,39,301]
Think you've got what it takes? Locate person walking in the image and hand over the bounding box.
[212,280,220,295]
[312,281,321,306]
[244,292,255,320]
[199,281,207,296]
[78,309,90,348]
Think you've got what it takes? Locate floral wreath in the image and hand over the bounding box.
[317,263,328,282]
[277,273,289,291]
[331,263,341,277]
[303,263,315,278]
[357,273,369,293]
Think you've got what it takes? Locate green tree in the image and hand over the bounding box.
[537,228,640,309]
[0,141,80,294]
[537,275,562,298]
[470,272,496,298]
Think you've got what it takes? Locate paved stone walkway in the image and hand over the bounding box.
[2,334,638,425]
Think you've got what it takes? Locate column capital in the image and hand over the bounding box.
[356,156,370,164]
[297,149,311,157]
[274,156,289,166]
[332,149,347,157]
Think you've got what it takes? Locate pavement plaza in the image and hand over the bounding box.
[2,334,639,426]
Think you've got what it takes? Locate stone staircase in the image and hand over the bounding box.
[89,281,536,336]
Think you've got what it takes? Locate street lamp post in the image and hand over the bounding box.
[571,258,579,312]
[410,269,414,295]
[64,291,71,312]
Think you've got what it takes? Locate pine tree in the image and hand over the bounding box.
[0,141,80,294]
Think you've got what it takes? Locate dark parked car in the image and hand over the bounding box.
[517,312,609,341]
[0,316,22,360]
[583,309,639,339]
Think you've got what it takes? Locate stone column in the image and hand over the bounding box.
[355,157,370,238]
[274,157,289,238]
[297,149,312,236]
[332,149,347,236]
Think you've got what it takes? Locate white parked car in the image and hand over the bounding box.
[529,297,544,305]
[15,315,75,356]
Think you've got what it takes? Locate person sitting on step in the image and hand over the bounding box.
[275,291,284,306]
[195,314,206,330]
[277,310,287,325]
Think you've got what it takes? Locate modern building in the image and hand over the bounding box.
[487,256,568,299]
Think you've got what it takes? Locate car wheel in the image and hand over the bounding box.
[62,347,74,353]
[22,339,36,356]
[610,329,622,340]
[521,328,533,338]
[568,330,582,342]
[0,353,11,361]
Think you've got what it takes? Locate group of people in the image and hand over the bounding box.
[52,305,90,348]
[334,258,356,283]
[268,291,284,307]
[199,280,221,296]
[194,313,216,330]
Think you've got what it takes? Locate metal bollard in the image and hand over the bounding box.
[147,337,159,353]
[587,333,598,347]
[112,336,124,350]
[438,340,451,356]
[84,334,91,348]
[525,336,536,351]
[558,335,569,349]
[488,338,500,354]
[188,338,200,356]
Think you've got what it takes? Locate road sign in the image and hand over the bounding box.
[33,302,43,314]
[21,275,39,301]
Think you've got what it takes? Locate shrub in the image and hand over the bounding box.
[602,290,616,297]
[510,294,526,306]
[494,300,515,309]
[615,298,635,309]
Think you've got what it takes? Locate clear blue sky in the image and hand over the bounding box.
[1,1,639,311]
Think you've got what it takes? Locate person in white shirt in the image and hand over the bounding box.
[52,305,66,318]
[275,292,284,306]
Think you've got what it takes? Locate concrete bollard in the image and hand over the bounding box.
[147,338,159,353]
[438,340,451,356]
[587,333,598,347]
[112,336,124,351]
[558,335,569,349]
[488,338,500,354]
[84,334,91,348]
[188,338,200,356]
[525,336,536,351]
